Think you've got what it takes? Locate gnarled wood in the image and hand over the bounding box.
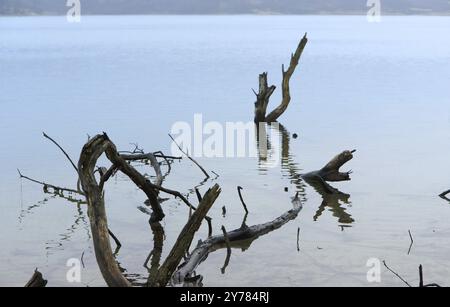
[151,184,221,287]
[78,134,132,287]
[302,150,356,184]
[254,33,308,123]
[173,192,302,285]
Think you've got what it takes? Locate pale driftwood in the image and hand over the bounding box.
[151,184,221,287]
[173,192,302,284]
[25,269,47,287]
[254,34,308,123]
[78,134,132,287]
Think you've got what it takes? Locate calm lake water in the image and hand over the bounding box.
[1,15,449,287]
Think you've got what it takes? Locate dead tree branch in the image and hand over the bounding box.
[169,133,210,180]
[173,192,302,284]
[237,186,249,214]
[18,169,83,196]
[78,134,133,287]
[151,184,221,287]
[254,33,308,123]
[383,260,412,287]
[43,132,79,173]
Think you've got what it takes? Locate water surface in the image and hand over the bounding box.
[1,15,449,287]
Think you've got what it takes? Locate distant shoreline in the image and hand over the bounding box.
[1,12,450,17]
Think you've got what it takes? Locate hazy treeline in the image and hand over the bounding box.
[1,0,449,16]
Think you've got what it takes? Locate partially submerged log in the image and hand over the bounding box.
[254,34,308,123]
[25,269,47,287]
[303,150,355,183]
[173,192,302,285]
[151,184,221,287]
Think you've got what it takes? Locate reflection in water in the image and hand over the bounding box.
[304,175,354,226]
[256,122,354,228]
[256,123,306,197]
[18,184,91,255]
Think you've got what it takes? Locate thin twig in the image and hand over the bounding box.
[195,188,202,203]
[17,169,83,196]
[81,251,86,269]
[383,260,412,287]
[297,227,300,252]
[220,226,232,274]
[108,228,122,249]
[43,132,78,173]
[408,230,414,255]
[439,189,450,201]
[237,186,249,214]
[168,134,210,179]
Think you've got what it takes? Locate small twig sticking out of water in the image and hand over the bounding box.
[297,227,300,252]
[195,188,202,203]
[237,186,249,214]
[168,134,210,180]
[194,188,212,237]
[108,228,122,256]
[419,265,424,288]
[81,251,86,269]
[220,226,232,274]
[439,189,450,201]
[408,230,414,255]
[383,260,412,287]
[419,265,441,287]
[212,171,220,179]
[222,206,227,217]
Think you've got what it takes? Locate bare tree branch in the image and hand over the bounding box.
[169,133,210,179]
[43,132,79,173]
[151,184,221,287]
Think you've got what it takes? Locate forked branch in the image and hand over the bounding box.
[254,33,308,123]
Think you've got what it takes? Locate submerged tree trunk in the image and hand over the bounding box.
[254,34,308,123]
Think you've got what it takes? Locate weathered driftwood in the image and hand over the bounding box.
[25,269,47,287]
[151,184,221,287]
[254,34,308,123]
[303,150,355,183]
[78,134,133,287]
[173,192,302,285]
